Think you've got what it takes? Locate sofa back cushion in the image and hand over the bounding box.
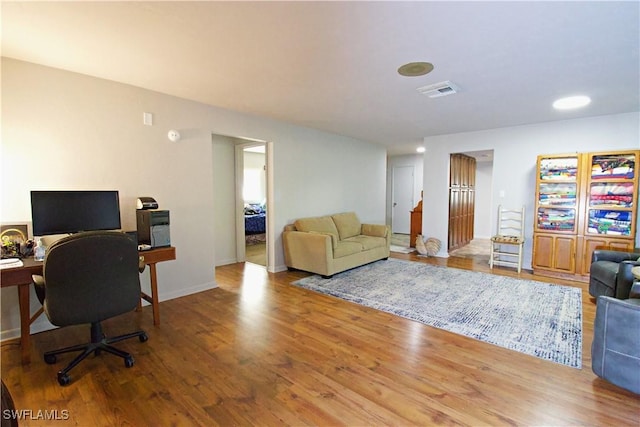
[294,216,340,243]
[331,212,361,240]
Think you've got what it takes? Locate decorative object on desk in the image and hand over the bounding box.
[1,224,30,258]
[136,197,158,210]
[34,239,45,261]
[293,258,582,368]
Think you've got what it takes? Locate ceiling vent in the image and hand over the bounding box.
[417,81,460,98]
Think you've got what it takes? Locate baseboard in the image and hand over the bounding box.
[158,281,217,302]
[216,258,238,267]
[0,318,56,342]
[272,264,289,273]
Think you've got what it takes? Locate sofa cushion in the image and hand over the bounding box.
[294,216,340,243]
[331,212,361,240]
[343,235,386,251]
[334,241,364,258]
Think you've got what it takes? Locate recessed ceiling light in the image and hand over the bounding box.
[398,62,434,77]
[553,95,591,110]
[416,146,426,153]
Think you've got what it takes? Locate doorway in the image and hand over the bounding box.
[241,144,267,266]
[447,149,493,260]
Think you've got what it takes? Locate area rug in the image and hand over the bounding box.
[292,259,582,368]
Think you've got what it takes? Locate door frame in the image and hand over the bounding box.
[234,140,273,269]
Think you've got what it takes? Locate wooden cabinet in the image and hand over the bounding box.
[410,193,423,248]
[410,210,422,248]
[448,154,476,250]
[533,150,639,281]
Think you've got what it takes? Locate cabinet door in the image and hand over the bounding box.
[535,155,580,234]
[553,237,576,272]
[533,234,576,273]
[532,234,554,269]
[585,152,637,238]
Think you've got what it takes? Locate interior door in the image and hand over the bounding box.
[391,165,414,234]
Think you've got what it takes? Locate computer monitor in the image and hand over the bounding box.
[30,190,122,236]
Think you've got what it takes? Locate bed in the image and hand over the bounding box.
[244,204,266,244]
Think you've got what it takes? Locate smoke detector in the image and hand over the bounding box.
[417,81,460,98]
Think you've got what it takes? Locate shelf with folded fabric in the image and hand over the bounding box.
[588,182,634,208]
[538,156,579,181]
[538,182,577,207]
[536,207,577,233]
[590,153,636,180]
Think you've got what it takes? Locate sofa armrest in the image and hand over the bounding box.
[361,224,389,238]
[592,296,640,394]
[616,260,640,299]
[592,249,640,264]
[282,230,333,273]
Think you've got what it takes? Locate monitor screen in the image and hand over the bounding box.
[31,190,122,236]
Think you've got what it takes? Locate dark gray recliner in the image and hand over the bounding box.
[33,231,148,386]
[589,249,640,299]
[591,291,640,394]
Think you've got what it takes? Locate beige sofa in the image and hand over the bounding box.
[283,212,390,278]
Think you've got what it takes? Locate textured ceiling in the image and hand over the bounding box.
[2,1,639,155]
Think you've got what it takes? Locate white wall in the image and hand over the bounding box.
[0,58,387,340]
[211,134,237,266]
[422,112,640,269]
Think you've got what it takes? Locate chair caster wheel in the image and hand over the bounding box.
[124,356,135,368]
[44,354,57,364]
[139,333,148,343]
[57,372,70,386]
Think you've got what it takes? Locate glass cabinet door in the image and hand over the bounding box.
[537,208,576,232]
[586,153,636,237]
[536,156,579,232]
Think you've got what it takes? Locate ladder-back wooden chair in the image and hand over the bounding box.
[490,205,525,273]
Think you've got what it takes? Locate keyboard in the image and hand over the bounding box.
[0,258,24,269]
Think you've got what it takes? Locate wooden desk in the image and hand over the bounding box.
[0,246,176,364]
[137,246,176,326]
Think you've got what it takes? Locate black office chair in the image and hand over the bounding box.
[32,231,148,386]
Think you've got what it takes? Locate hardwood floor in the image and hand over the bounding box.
[2,253,639,426]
